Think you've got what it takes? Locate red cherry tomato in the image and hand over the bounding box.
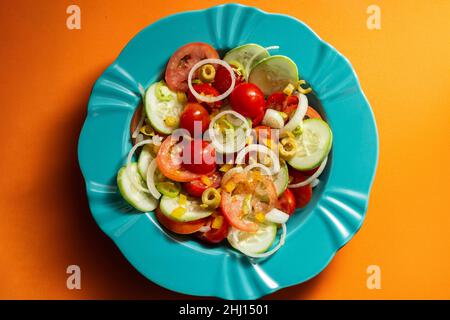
[230,83,266,125]
[165,43,219,92]
[181,140,216,175]
[213,65,243,94]
[155,209,209,235]
[179,103,210,137]
[157,136,203,182]
[187,83,223,110]
[197,212,229,244]
[289,170,313,208]
[265,92,286,111]
[183,172,222,197]
[277,189,296,215]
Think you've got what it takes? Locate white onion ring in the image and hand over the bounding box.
[126,139,154,193]
[199,226,211,233]
[188,58,236,103]
[146,159,161,199]
[244,163,273,176]
[281,93,308,135]
[209,110,251,154]
[231,223,286,259]
[311,179,320,188]
[131,109,145,139]
[235,144,280,175]
[288,157,328,188]
[245,46,280,81]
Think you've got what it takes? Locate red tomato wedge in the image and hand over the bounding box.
[289,170,313,208]
[165,42,219,92]
[155,209,209,235]
[197,211,229,244]
[183,172,222,197]
[156,136,203,182]
[221,192,259,232]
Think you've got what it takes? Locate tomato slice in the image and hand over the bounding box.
[220,171,278,232]
[155,209,209,234]
[197,211,229,244]
[165,43,219,92]
[183,172,222,197]
[289,170,313,208]
[277,188,296,215]
[187,83,222,109]
[156,136,203,182]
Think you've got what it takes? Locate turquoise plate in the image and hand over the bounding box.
[78,4,378,299]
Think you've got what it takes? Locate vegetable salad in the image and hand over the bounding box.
[118,43,332,258]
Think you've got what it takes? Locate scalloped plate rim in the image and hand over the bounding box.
[78,3,379,299]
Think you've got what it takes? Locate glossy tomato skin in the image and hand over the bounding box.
[230,83,266,125]
[181,140,216,175]
[179,103,210,137]
[165,42,219,92]
[183,172,222,197]
[289,169,313,208]
[266,91,298,115]
[277,189,296,215]
[187,83,222,109]
[213,65,243,94]
[197,212,229,244]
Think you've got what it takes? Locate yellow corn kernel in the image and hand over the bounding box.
[164,116,178,127]
[255,212,265,223]
[171,207,186,219]
[178,194,187,206]
[224,181,236,193]
[219,164,233,172]
[279,111,288,121]
[211,215,224,229]
[200,175,212,186]
[283,83,295,96]
[280,131,295,139]
[200,203,209,209]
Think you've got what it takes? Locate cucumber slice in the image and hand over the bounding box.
[288,119,333,171]
[137,145,153,179]
[224,44,269,78]
[227,222,277,255]
[159,195,213,222]
[248,55,299,96]
[145,81,183,135]
[117,163,158,212]
[273,161,289,196]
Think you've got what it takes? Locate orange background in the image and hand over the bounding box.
[0,0,449,299]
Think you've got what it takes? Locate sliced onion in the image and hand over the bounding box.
[231,223,287,259]
[281,93,308,135]
[311,178,320,188]
[245,45,280,81]
[244,163,273,176]
[146,159,161,199]
[235,144,280,175]
[209,110,251,154]
[288,157,328,188]
[131,109,145,139]
[221,166,244,185]
[126,139,154,193]
[188,58,236,103]
[199,225,211,233]
[265,208,290,224]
